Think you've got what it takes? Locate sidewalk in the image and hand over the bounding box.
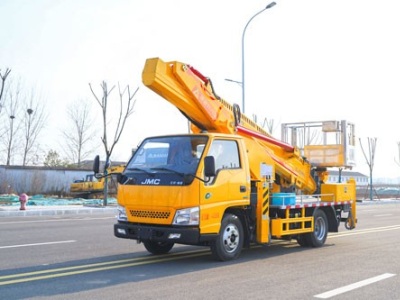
[0,205,117,217]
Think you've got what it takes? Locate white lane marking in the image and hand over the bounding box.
[374,214,393,217]
[314,273,396,299]
[0,240,76,249]
[329,225,400,239]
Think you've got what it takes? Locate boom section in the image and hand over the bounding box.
[143,58,282,138]
[142,57,316,192]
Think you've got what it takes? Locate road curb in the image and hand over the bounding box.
[0,206,117,217]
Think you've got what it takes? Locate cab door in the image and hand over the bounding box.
[199,139,249,234]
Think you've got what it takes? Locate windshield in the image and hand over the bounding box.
[127,136,208,174]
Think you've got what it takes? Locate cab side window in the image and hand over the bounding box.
[208,140,240,171]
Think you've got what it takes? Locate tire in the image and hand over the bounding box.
[143,241,174,255]
[210,213,244,261]
[305,209,328,247]
[296,234,309,247]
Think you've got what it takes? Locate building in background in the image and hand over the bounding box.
[327,170,368,186]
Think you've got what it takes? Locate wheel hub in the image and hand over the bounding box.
[222,224,239,253]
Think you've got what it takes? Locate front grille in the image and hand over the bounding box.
[129,210,170,219]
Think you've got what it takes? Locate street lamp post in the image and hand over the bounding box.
[241,1,276,114]
[23,108,34,166]
[26,108,33,138]
[7,115,15,165]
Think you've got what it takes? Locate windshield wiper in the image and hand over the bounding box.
[150,167,209,183]
[150,167,186,177]
[126,167,155,176]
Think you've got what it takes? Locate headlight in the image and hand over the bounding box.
[117,205,127,221]
[173,207,199,226]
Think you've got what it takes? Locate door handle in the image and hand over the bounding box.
[240,186,246,193]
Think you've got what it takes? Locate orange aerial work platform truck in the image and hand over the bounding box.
[102,58,357,261]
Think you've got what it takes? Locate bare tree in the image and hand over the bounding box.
[21,89,48,166]
[252,114,276,135]
[291,127,320,149]
[0,68,11,113]
[262,118,275,135]
[0,79,22,165]
[0,72,47,166]
[395,142,400,167]
[43,149,70,167]
[359,137,377,200]
[61,98,99,166]
[89,81,138,205]
[304,128,321,146]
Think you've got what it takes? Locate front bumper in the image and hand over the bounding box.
[114,222,216,245]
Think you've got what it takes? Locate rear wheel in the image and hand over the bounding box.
[143,241,174,255]
[305,209,328,247]
[210,213,244,261]
[296,234,309,247]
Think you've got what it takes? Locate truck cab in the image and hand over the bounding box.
[115,133,252,260]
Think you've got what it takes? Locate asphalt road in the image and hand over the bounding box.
[1,202,399,300]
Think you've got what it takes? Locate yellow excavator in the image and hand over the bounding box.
[70,165,125,198]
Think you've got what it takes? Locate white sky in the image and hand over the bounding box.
[1,0,400,179]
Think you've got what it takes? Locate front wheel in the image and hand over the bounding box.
[210,213,244,261]
[143,241,174,255]
[304,209,328,247]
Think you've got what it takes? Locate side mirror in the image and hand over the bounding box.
[204,156,216,177]
[117,173,130,184]
[117,173,123,184]
[93,155,100,174]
